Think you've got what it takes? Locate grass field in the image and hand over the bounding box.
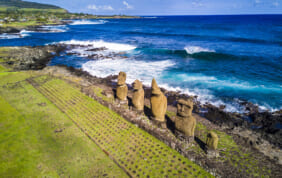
[1,20,59,28]
[30,75,212,177]
[0,69,127,177]
[0,58,275,177]
[0,65,212,177]
[0,7,67,13]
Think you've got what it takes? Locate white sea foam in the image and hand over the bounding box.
[184,46,215,54]
[19,30,32,37]
[70,20,108,25]
[81,57,243,113]
[59,40,137,51]
[82,58,175,85]
[178,73,281,92]
[0,32,29,39]
[40,25,68,33]
[19,25,68,34]
[158,83,242,113]
[81,56,282,113]
[177,74,217,82]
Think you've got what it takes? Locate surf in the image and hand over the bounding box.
[59,40,136,51]
[70,20,108,25]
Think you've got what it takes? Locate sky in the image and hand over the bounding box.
[27,0,282,15]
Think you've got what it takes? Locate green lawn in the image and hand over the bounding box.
[0,71,127,177]
[0,7,67,13]
[0,20,61,28]
[0,70,212,177]
[30,75,212,177]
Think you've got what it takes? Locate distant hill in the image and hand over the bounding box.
[0,0,61,9]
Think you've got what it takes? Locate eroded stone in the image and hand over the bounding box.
[132,79,144,111]
[116,71,128,101]
[174,99,196,140]
[150,78,167,125]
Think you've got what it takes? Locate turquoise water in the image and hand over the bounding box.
[0,15,281,112]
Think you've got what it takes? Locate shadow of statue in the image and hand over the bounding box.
[195,136,206,152]
[165,115,175,133]
[144,105,153,119]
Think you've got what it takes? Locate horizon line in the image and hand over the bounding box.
[81,13,282,16]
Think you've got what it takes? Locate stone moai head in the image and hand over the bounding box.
[177,99,193,117]
[133,79,142,90]
[117,71,126,85]
[206,131,219,150]
[151,78,162,95]
[132,79,144,111]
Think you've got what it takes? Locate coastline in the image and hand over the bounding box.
[0,44,281,177]
[1,43,280,149]
[0,0,281,175]
[0,17,281,176]
[0,15,140,34]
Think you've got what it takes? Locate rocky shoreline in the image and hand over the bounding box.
[0,20,70,34]
[1,44,281,150]
[39,65,282,177]
[56,43,282,150]
[1,44,281,177]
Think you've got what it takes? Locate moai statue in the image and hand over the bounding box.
[132,79,144,112]
[116,71,128,104]
[206,131,219,158]
[174,98,196,143]
[150,78,167,128]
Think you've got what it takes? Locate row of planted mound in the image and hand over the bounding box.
[28,75,213,178]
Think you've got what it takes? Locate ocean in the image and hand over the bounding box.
[0,15,281,113]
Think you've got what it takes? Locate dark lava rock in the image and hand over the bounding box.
[249,112,282,147]
[0,45,65,70]
[0,27,20,34]
[86,47,107,52]
[204,104,243,128]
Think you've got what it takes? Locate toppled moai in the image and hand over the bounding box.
[116,71,128,104]
[206,131,219,158]
[150,78,167,128]
[132,79,144,112]
[174,98,196,143]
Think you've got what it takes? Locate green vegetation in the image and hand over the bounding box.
[162,103,272,177]
[0,7,67,13]
[91,86,115,103]
[0,64,8,72]
[0,72,127,177]
[190,122,272,177]
[0,0,62,10]
[0,65,212,177]
[29,75,212,177]
[0,0,139,30]
[0,20,58,27]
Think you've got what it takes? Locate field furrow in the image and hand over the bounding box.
[29,76,212,178]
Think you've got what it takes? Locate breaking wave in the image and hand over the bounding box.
[59,40,137,51]
[70,20,108,25]
[82,58,175,85]
[0,31,30,39]
[81,58,244,113]
[39,25,68,33]
[184,46,215,54]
